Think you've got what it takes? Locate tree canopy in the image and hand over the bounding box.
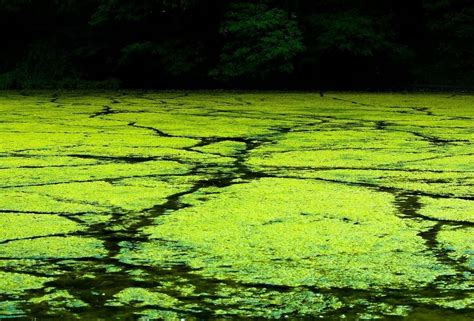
[0,0,472,89]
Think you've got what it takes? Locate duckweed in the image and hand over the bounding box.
[193,140,247,156]
[0,237,106,259]
[19,180,195,212]
[137,309,181,321]
[143,178,453,289]
[416,296,474,310]
[437,227,474,269]
[420,197,474,223]
[0,301,24,318]
[0,214,82,242]
[210,287,343,318]
[29,290,89,309]
[107,288,179,308]
[0,272,52,294]
[0,92,472,320]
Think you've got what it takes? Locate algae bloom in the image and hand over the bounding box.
[0,92,473,320]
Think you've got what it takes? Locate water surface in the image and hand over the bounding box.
[0,92,473,320]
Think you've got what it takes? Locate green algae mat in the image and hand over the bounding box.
[0,91,473,320]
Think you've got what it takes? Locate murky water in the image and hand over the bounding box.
[0,92,473,320]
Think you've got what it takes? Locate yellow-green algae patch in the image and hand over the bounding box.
[192,140,247,156]
[0,259,69,277]
[0,236,106,259]
[249,129,431,152]
[0,92,473,319]
[270,168,473,198]
[0,156,100,169]
[416,296,474,310]
[0,214,83,241]
[2,175,209,218]
[137,309,186,321]
[19,179,194,212]
[29,289,88,309]
[209,286,343,318]
[246,126,471,174]
[354,301,412,319]
[1,190,107,213]
[108,111,292,138]
[0,301,25,318]
[419,197,474,223]
[249,148,435,169]
[1,160,188,187]
[0,271,52,295]
[141,178,452,289]
[1,128,199,156]
[107,288,179,308]
[437,227,474,270]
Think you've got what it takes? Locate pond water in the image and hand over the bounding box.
[0,92,473,320]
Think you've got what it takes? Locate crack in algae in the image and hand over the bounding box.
[267,173,474,202]
[26,114,291,317]
[394,194,472,278]
[1,92,473,320]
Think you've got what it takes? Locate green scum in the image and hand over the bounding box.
[0,92,472,319]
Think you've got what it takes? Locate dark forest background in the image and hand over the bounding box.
[1,0,473,90]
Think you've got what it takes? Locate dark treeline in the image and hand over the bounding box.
[1,0,473,89]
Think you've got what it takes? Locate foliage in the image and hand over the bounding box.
[307,11,407,57]
[0,0,473,88]
[120,40,205,77]
[211,2,304,81]
[0,41,76,89]
[91,0,197,25]
[421,0,474,83]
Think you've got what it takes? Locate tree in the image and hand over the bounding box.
[90,0,197,25]
[300,7,412,88]
[421,0,474,84]
[211,2,304,82]
[1,0,473,88]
